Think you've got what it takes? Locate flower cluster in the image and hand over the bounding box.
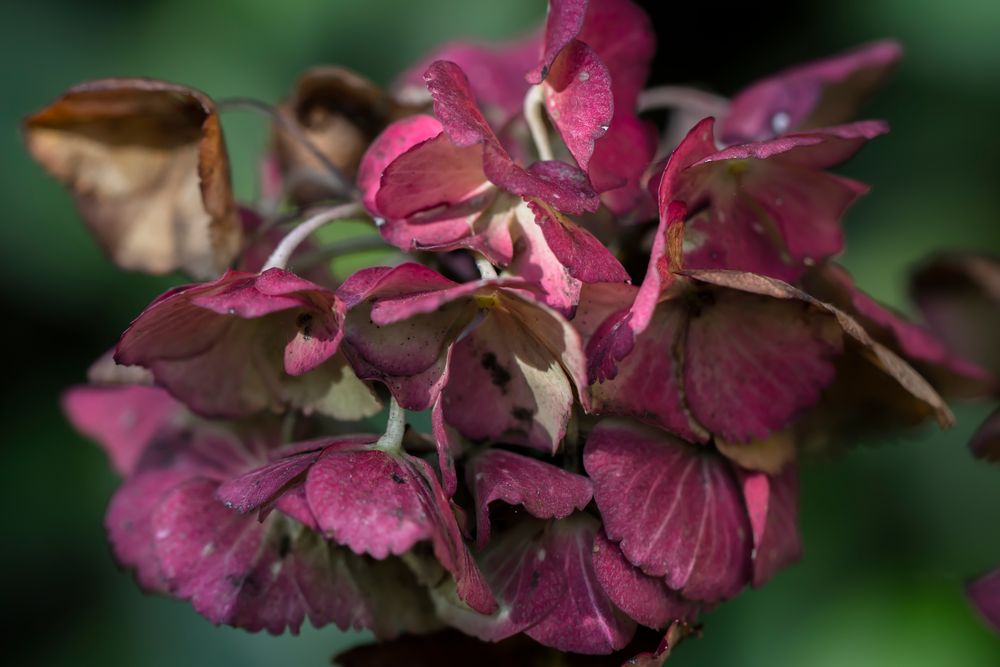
[29,0,989,662]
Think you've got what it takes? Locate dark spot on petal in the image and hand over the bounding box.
[512,406,534,422]
[391,472,406,484]
[529,569,540,590]
[481,352,511,393]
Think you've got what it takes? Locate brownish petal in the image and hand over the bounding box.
[24,77,240,278]
[274,66,416,204]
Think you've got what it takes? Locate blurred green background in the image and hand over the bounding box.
[4,0,1000,664]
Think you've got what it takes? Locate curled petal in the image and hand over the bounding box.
[467,448,592,548]
[24,78,240,278]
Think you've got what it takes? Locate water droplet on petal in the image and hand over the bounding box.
[771,111,791,135]
[578,71,590,82]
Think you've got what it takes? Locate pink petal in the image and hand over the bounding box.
[589,302,703,442]
[106,469,189,591]
[432,519,567,642]
[584,420,751,601]
[737,466,802,587]
[682,121,885,281]
[524,514,637,654]
[543,39,613,172]
[723,40,903,143]
[304,442,496,613]
[359,114,444,215]
[590,112,657,215]
[529,200,630,284]
[63,384,180,476]
[528,0,588,84]
[116,270,364,419]
[577,0,655,107]
[395,36,540,119]
[592,529,701,629]
[425,60,599,214]
[967,567,1000,634]
[682,285,842,442]
[468,448,593,548]
[587,118,715,382]
[153,478,411,635]
[506,201,584,316]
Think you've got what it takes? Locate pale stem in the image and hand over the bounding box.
[289,234,388,272]
[475,254,498,280]
[637,86,730,118]
[523,84,555,161]
[263,202,364,271]
[375,397,406,452]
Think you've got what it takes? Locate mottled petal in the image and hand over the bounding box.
[430,519,567,642]
[584,420,751,601]
[529,200,629,284]
[592,529,700,629]
[543,39,613,171]
[524,514,637,654]
[468,448,592,548]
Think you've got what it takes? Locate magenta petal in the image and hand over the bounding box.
[587,119,716,383]
[524,514,636,654]
[432,519,567,642]
[116,269,357,419]
[971,408,1000,463]
[468,448,592,548]
[152,478,393,635]
[395,36,540,119]
[529,201,629,284]
[424,60,598,214]
[584,420,751,601]
[589,302,702,442]
[577,0,655,107]
[359,114,444,215]
[592,528,700,629]
[543,39,613,172]
[216,449,325,514]
[528,0,588,84]
[431,395,461,497]
[723,40,903,143]
[106,469,189,591]
[63,384,180,476]
[590,113,656,215]
[441,291,588,454]
[306,446,433,558]
[737,466,801,587]
[968,567,1000,634]
[507,202,583,316]
[305,443,496,613]
[683,286,842,442]
[681,121,885,281]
